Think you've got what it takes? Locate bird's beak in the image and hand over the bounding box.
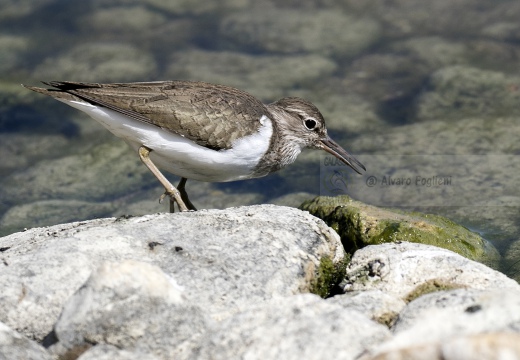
[319,136,366,174]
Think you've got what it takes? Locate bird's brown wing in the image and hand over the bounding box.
[26,80,270,150]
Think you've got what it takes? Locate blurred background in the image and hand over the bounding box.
[1,0,520,278]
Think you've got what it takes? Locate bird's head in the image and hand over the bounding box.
[270,97,366,174]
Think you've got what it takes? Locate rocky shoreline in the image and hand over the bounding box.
[1,204,519,359]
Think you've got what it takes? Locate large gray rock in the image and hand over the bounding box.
[0,321,51,360]
[368,288,520,358]
[77,344,159,360]
[343,242,519,302]
[49,260,208,359]
[0,205,344,341]
[190,294,391,360]
[368,333,520,360]
[328,290,406,327]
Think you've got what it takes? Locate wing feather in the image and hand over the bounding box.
[39,81,270,150]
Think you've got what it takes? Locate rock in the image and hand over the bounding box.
[0,35,28,73]
[345,114,520,257]
[350,0,493,38]
[368,289,520,358]
[369,333,520,360]
[0,321,51,360]
[190,294,391,360]
[33,42,157,82]
[415,65,520,121]
[166,49,337,100]
[351,116,520,156]
[390,37,468,69]
[0,140,150,205]
[342,242,519,301]
[220,9,380,58]
[465,39,520,73]
[300,196,500,267]
[504,239,520,283]
[144,0,250,15]
[345,53,429,113]
[49,260,208,359]
[77,344,160,360]
[79,6,168,34]
[328,290,406,327]
[0,205,344,341]
[0,0,53,21]
[0,199,116,234]
[76,6,197,54]
[0,133,68,174]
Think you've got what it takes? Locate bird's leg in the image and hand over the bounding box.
[138,146,189,213]
[177,177,197,211]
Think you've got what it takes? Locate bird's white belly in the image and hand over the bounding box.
[60,100,273,182]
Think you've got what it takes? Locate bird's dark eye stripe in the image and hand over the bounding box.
[304,118,317,130]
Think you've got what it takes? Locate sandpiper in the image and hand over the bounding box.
[24,81,365,212]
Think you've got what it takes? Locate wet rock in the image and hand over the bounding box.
[0,140,150,205]
[415,65,520,121]
[300,196,500,266]
[144,0,250,15]
[348,0,494,39]
[77,6,196,54]
[0,205,344,341]
[0,0,53,21]
[389,37,468,69]
[482,22,520,42]
[0,321,51,360]
[33,42,157,82]
[79,6,168,34]
[342,242,519,301]
[0,199,116,233]
[190,294,391,360]
[167,49,337,100]
[220,9,380,58]
[504,239,520,284]
[345,53,430,112]
[346,116,520,252]
[0,133,68,174]
[0,35,29,73]
[49,260,208,359]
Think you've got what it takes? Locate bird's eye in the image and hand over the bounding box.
[304,118,317,130]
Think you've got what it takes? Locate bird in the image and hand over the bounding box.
[23,80,365,212]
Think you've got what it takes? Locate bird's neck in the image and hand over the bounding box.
[251,105,304,177]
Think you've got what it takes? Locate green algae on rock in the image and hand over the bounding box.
[299,195,500,268]
[310,254,350,299]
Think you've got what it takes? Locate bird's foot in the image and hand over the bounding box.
[159,187,189,213]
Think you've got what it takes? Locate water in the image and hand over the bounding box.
[1,0,519,278]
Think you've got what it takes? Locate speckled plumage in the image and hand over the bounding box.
[30,80,269,151]
[24,80,365,211]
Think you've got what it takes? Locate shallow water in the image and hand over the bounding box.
[1,0,519,278]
